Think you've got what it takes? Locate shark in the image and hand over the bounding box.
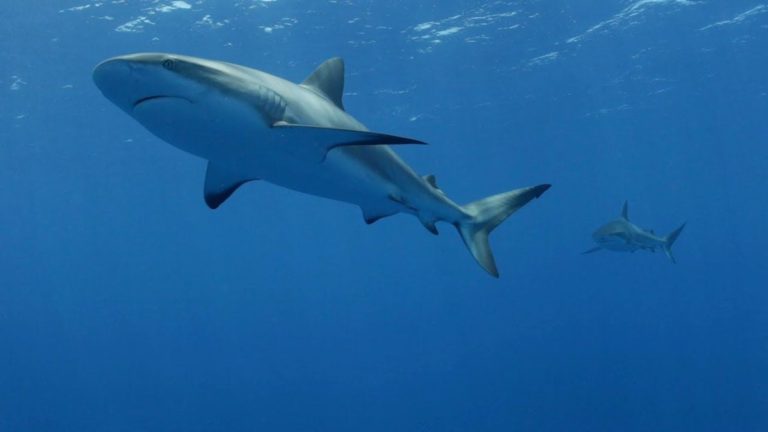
[93,52,550,277]
[583,201,685,263]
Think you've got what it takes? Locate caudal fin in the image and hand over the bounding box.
[663,223,686,264]
[455,184,550,277]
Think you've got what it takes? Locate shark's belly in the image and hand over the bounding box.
[598,240,636,252]
[594,233,637,252]
[246,143,406,210]
[252,145,468,225]
[132,87,452,218]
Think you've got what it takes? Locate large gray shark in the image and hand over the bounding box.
[93,53,550,277]
[584,201,685,263]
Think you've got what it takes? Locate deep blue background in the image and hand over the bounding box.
[1,1,767,431]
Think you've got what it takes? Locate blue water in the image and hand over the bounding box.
[2,1,767,431]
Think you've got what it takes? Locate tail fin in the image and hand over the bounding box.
[455,184,550,277]
[663,223,686,264]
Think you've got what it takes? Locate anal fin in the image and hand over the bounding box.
[204,162,258,209]
[421,220,439,235]
[417,212,439,235]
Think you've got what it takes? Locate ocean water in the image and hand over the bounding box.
[1,1,767,431]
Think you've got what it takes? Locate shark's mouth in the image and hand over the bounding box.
[132,95,192,109]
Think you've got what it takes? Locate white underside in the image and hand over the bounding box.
[131,90,464,223]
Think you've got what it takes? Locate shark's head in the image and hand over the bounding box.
[93,53,210,113]
[93,53,287,159]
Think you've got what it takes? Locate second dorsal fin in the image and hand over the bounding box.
[422,174,439,190]
[301,57,345,110]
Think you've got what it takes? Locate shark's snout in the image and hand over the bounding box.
[93,58,130,91]
[93,54,194,113]
[93,58,146,111]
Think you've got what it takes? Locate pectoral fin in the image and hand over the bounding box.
[272,123,426,162]
[361,206,398,225]
[582,246,603,254]
[204,162,258,209]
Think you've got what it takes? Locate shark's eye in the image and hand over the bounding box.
[162,59,176,70]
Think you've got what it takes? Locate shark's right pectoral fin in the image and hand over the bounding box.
[204,162,258,209]
[272,123,426,162]
[582,246,603,254]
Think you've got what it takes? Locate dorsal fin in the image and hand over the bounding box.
[621,201,629,220]
[301,57,345,110]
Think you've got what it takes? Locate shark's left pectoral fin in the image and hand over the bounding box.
[361,205,399,225]
[272,123,426,162]
[204,162,258,209]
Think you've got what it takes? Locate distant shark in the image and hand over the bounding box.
[93,53,550,277]
[584,201,685,263]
